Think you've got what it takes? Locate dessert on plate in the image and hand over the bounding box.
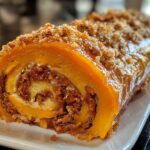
[0,9,149,140]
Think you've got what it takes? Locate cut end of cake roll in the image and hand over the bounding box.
[0,9,150,141]
[0,41,119,140]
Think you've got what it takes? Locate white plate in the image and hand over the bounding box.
[0,83,150,150]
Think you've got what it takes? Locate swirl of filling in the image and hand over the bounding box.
[0,63,97,133]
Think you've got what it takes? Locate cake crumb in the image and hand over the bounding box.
[50,134,57,141]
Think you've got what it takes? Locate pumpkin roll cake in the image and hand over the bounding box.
[0,10,150,140]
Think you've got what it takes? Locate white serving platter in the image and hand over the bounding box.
[0,83,149,150]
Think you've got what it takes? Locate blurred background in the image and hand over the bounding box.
[0,0,150,47]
